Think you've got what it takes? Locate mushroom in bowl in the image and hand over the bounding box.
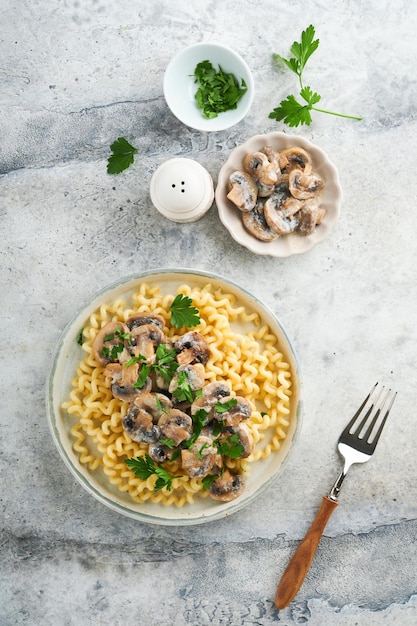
[215,132,342,257]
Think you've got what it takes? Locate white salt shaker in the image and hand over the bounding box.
[150,158,214,223]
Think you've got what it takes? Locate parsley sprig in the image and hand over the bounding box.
[193,60,247,119]
[107,137,138,174]
[269,25,362,127]
[170,294,201,329]
[124,454,181,491]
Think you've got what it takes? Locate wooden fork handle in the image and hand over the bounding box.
[275,496,339,609]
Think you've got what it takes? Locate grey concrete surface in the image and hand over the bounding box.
[1,1,416,624]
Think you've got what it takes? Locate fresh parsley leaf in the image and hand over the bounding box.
[172,370,195,404]
[153,344,179,384]
[170,294,201,328]
[155,394,169,415]
[159,437,176,449]
[269,94,313,127]
[183,409,208,448]
[212,420,223,437]
[107,137,138,174]
[133,364,151,388]
[124,354,146,367]
[197,442,210,459]
[202,474,218,490]
[193,60,247,119]
[215,398,238,414]
[101,343,125,360]
[124,454,181,491]
[215,433,244,459]
[269,24,362,127]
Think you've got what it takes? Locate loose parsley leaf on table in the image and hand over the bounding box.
[124,454,181,491]
[170,294,201,328]
[193,60,247,119]
[269,24,362,127]
[107,137,138,174]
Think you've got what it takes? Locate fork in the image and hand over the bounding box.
[275,382,397,610]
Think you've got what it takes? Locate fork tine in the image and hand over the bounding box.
[341,382,378,436]
[369,390,397,445]
[359,385,387,440]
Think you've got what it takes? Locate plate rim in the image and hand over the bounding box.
[46,267,302,526]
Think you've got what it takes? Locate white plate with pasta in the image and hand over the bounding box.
[47,269,301,525]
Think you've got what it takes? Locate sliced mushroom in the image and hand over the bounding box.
[132,391,172,420]
[181,434,218,479]
[92,321,131,366]
[126,312,165,331]
[289,169,324,200]
[208,470,246,502]
[243,152,278,186]
[278,147,313,175]
[296,199,321,237]
[158,408,193,446]
[316,206,326,225]
[254,179,275,197]
[242,201,280,242]
[122,404,161,444]
[214,396,252,427]
[175,331,210,365]
[226,170,258,212]
[169,363,205,404]
[122,392,172,443]
[129,323,166,364]
[264,185,302,235]
[148,442,173,464]
[191,381,231,418]
[260,146,281,173]
[223,423,254,458]
[103,362,152,402]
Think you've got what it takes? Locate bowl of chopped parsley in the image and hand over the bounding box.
[163,42,254,132]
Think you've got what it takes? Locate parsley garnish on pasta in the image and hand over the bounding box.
[170,294,200,328]
[125,455,181,491]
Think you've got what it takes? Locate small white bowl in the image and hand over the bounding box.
[163,42,254,132]
[215,132,342,257]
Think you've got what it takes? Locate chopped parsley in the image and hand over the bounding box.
[193,60,247,119]
[182,409,208,449]
[172,370,196,404]
[202,474,218,490]
[153,344,179,384]
[215,433,244,459]
[215,398,238,414]
[133,363,151,388]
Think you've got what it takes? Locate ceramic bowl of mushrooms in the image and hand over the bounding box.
[215,132,342,257]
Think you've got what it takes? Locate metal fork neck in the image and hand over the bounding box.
[328,467,348,501]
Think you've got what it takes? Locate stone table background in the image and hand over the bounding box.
[1,1,416,624]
